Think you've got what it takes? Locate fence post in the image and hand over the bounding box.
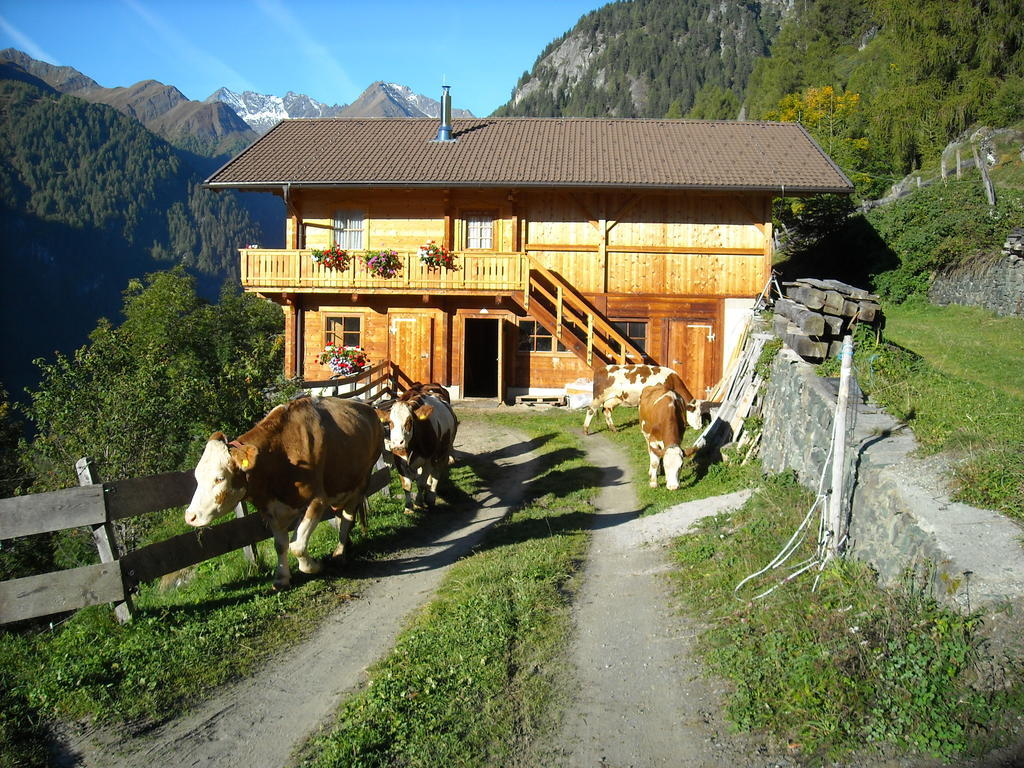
[827,335,854,561]
[76,458,135,623]
[234,502,259,564]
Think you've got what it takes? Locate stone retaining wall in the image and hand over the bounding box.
[758,347,1024,616]
[929,256,1024,317]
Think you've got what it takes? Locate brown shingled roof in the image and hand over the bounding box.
[205,118,853,194]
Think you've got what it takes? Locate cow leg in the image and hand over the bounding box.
[395,459,417,515]
[604,406,617,432]
[332,508,357,560]
[413,464,428,509]
[582,405,597,435]
[602,397,624,432]
[423,459,443,508]
[290,498,327,574]
[270,523,292,589]
[648,447,661,488]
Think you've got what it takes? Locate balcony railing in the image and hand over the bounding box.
[240,249,528,293]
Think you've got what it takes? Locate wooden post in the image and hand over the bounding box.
[556,285,563,338]
[956,147,962,179]
[233,502,258,564]
[827,335,854,561]
[971,144,997,207]
[76,458,135,623]
[587,314,594,366]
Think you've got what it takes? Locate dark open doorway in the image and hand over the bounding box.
[464,318,499,398]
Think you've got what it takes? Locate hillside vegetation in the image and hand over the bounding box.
[496,0,787,120]
[0,68,267,400]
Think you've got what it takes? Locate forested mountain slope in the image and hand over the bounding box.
[495,0,793,119]
[0,63,264,401]
[745,0,1024,181]
[0,48,257,157]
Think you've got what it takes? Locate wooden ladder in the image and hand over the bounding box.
[517,256,646,368]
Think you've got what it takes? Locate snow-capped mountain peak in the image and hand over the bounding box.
[209,82,474,134]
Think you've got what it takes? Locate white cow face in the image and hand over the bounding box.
[184,433,248,527]
[379,401,433,458]
[662,445,685,491]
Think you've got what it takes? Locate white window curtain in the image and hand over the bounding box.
[466,213,493,250]
[333,210,364,249]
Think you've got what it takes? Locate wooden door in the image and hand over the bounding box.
[667,319,719,399]
[388,314,433,387]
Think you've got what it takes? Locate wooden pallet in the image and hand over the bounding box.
[515,395,566,406]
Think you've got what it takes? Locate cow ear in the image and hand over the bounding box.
[374,408,390,425]
[209,431,227,443]
[415,404,434,421]
[230,443,258,472]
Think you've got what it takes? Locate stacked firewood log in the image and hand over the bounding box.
[772,278,883,362]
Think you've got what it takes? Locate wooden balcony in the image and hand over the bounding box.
[240,249,528,295]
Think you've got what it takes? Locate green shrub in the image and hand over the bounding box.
[865,180,1024,302]
[671,473,1022,760]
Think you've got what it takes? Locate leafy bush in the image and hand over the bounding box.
[866,180,1024,302]
[11,268,300,573]
[671,473,1022,760]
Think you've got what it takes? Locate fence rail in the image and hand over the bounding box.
[0,363,399,626]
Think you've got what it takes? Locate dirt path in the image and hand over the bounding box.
[53,420,541,768]
[543,434,797,768]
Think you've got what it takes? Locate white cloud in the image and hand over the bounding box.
[120,0,256,94]
[0,15,60,64]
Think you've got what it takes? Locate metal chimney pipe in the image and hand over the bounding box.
[435,85,453,142]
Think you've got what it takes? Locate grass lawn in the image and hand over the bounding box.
[883,302,1024,400]
[854,302,1024,518]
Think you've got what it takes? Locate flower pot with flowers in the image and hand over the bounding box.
[318,344,370,378]
[310,245,351,271]
[363,248,402,278]
[418,241,457,271]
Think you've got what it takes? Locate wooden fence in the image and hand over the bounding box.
[0,363,398,626]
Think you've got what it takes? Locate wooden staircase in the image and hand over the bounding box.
[515,256,646,368]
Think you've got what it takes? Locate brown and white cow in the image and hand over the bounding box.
[377,393,458,515]
[583,364,702,435]
[184,396,383,589]
[639,376,699,490]
[401,381,451,405]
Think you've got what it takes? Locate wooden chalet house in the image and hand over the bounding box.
[205,88,852,401]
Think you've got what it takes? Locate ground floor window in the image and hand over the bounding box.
[325,315,362,348]
[518,320,567,353]
[613,320,648,352]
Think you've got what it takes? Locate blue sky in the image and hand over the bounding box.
[0,0,606,116]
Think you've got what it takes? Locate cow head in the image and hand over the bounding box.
[377,400,433,458]
[685,400,703,431]
[662,445,685,491]
[184,432,252,527]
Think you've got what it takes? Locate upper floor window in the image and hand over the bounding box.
[464,211,495,250]
[333,210,364,250]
